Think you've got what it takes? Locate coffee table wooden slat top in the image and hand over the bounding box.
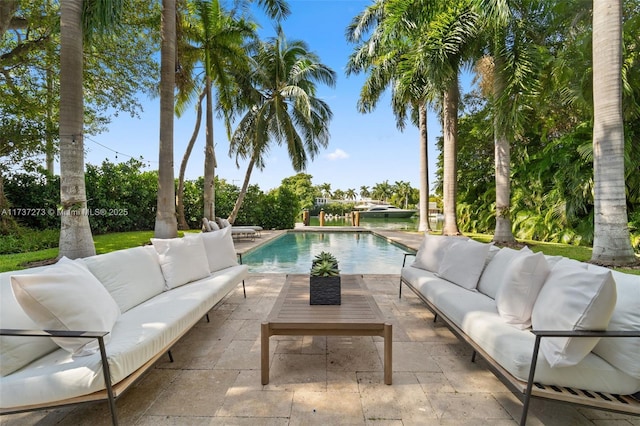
[261,274,392,385]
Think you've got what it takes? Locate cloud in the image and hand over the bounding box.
[326,148,349,161]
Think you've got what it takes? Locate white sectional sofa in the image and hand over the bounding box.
[0,226,248,425]
[400,234,640,425]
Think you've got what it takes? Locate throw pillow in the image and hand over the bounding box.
[531,266,617,367]
[202,218,212,232]
[186,226,238,272]
[495,252,550,329]
[477,246,531,299]
[437,239,493,290]
[412,234,468,272]
[10,257,121,356]
[209,220,220,231]
[151,236,211,289]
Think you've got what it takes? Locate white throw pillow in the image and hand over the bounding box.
[202,218,212,232]
[81,246,166,313]
[477,246,531,299]
[209,220,220,231]
[10,257,121,356]
[437,239,493,290]
[412,234,468,272]
[151,236,211,289]
[185,226,238,272]
[531,266,617,367]
[495,252,550,329]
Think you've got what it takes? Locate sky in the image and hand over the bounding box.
[81,0,473,195]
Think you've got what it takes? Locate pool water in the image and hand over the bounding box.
[242,232,412,274]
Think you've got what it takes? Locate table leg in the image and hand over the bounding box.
[384,323,392,385]
[261,322,270,385]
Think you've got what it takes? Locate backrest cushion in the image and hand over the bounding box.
[185,226,238,272]
[437,239,493,290]
[0,266,59,376]
[10,257,121,356]
[81,246,166,313]
[495,252,550,329]
[151,236,210,289]
[591,267,640,379]
[209,220,220,231]
[477,247,528,299]
[531,265,617,367]
[202,217,212,232]
[412,234,468,272]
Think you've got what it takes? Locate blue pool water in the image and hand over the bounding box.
[242,232,412,274]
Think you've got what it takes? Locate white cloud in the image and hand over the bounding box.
[327,148,349,161]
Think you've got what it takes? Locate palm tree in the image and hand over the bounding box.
[175,0,256,224]
[359,185,370,199]
[372,180,393,203]
[345,188,357,200]
[319,183,333,199]
[155,0,177,238]
[346,0,434,232]
[394,180,413,208]
[58,0,124,258]
[227,28,336,223]
[590,0,636,265]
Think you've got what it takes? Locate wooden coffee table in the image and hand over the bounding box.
[261,274,392,385]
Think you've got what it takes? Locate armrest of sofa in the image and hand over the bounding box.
[0,328,109,339]
[521,329,640,425]
[0,328,117,417]
[402,252,416,267]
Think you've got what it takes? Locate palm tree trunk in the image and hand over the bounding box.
[492,56,515,243]
[591,0,635,265]
[58,0,95,259]
[203,74,216,220]
[442,80,460,236]
[228,156,256,224]
[418,103,431,232]
[155,0,178,239]
[177,88,206,229]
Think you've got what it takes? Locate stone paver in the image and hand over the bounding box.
[4,230,639,425]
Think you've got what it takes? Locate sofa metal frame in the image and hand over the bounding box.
[399,253,640,425]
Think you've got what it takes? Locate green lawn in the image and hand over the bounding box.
[1,230,638,275]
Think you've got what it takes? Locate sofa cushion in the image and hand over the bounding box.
[82,246,166,313]
[151,236,210,289]
[590,267,640,379]
[185,227,238,272]
[495,251,550,329]
[10,257,121,356]
[412,234,468,272]
[0,266,59,376]
[477,247,531,299]
[437,239,493,290]
[532,265,617,367]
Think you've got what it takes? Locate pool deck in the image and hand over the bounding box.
[4,229,637,425]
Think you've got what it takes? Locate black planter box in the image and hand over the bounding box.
[309,276,341,305]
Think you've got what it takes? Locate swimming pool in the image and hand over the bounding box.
[241,232,412,274]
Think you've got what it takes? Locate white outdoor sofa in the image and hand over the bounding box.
[0,226,248,425]
[400,234,640,425]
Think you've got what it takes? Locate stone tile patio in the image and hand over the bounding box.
[3,272,639,425]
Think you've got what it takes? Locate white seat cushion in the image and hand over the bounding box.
[532,265,617,367]
[10,257,121,356]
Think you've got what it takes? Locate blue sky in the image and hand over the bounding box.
[83,0,473,195]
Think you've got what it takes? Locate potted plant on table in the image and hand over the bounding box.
[309,251,341,305]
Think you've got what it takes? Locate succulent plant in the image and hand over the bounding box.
[310,259,340,277]
[312,251,338,267]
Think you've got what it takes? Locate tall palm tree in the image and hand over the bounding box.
[345,188,357,200]
[359,185,370,199]
[155,0,177,238]
[590,0,636,265]
[227,27,336,223]
[346,0,434,232]
[175,0,256,223]
[58,0,124,258]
